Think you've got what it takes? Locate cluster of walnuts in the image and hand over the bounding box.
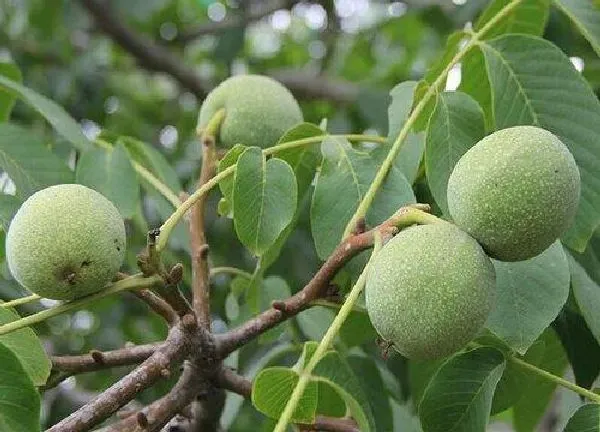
[5,74,581,364]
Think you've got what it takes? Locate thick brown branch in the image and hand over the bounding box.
[217,368,359,432]
[47,319,196,432]
[78,0,358,103]
[176,0,299,43]
[105,363,201,432]
[131,289,178,325]
[52,343,161,374]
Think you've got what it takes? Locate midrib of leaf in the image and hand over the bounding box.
[333,138,363,206]
[341,0,526,239]
[478,41,540,125]
[443,360,504,432]
[0,148,44,193]
[254,155,267,252]
[553,0,600,55]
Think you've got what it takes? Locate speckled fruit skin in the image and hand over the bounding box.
[447,126,580,262]
[365,223,495,360]
[6,184,126,300]
[198,75,303,149]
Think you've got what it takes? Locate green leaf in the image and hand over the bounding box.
[348,356,394,432]
[118,136,182,192]
[569,254,600,344]
[300,342,376,432]
[76,143,140,218]
[0,343,41,432]
[475,0,550,37]
[512,329,568,431]
[553,308,600,389]
[252,367,318,423]
[418,347,506,432]
[554,0,600,57]
[0,74,90,151]
[0,63,22,122]
[311,137,415,259]
[486,241,570,354]
[475,34,600,251]
[0,308,50,386]
[564,403,600,431]
[491,328,565,415]
[0,123,73,199]
[272,123,322,197]
[425,91,485,214]
[232,147,297,256]
[0,195,22,231]
[218,144,246,217]
[385,81,425,183]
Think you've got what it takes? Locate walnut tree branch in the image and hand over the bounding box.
[175,0,300,43]
[78,0,358,103]
[132,289,178,325]
[46,317,198,432]
[51,343,161,375]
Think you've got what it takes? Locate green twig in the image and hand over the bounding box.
[272,232,383,432]
[209,267,252,280]
[0,274,163,336]
[341,0,525,239]
[156,133,386,252]
[94,138,181,209]
[1,294,41,308]
[509,356,600,403]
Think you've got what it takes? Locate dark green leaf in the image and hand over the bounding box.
[0,195,22,231]
[475,34,600,251]
[0,123,73,199]
[564,403,600,431]
[232,147,297,256]
[425,91,485,214]
[76,143,140,218]
[0,343,41,432]
[348,356,394,432]
[486,241,570,354]
[491,328,564,415]
[0,307,50,386]
[251,367,318,423]
[272,123,322,197]
[418,347,506,432]
[569,254,600,344]
[0,63,22,122]
[553,308,600,389]
[511,329,569,431]
[0,75,90,151]
[554,0,600,57]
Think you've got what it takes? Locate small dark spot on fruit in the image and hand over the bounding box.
[81,260,91,267]
[554,169,559,173]
[56,265,78,285]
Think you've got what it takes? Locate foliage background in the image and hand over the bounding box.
[1,0,600,430]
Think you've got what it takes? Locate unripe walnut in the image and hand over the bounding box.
[6,184,126,300]
[365,223,495,360]
[197,75,303,149]
[447,125,580,262]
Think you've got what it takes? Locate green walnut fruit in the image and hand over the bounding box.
[6,184,126,300]
[365,223,495,360]
[447,125,580,262]
[197,74,303,149]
